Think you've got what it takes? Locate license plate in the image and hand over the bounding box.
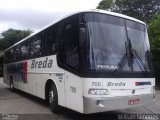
[128,99,139,105]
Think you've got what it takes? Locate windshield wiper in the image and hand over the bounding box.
[128,38,148,72]
[113,38,148,76]
[113,41,128,76]
[145,50,152,71]
[113,54,127,76]
[132,49,148,72]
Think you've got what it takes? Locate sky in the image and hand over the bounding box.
[0,0,102,34]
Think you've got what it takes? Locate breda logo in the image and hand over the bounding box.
[31,57,53,69]
[106,82,125,87]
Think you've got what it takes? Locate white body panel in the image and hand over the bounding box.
[3,56,156,114]
[83,78,155,98]
[3,55,84,112]
[3,55,66,107]
[65,71,83,113]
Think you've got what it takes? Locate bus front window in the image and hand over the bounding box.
[126,20,151,71]
[85,13,128,71]
[85,13,151,72]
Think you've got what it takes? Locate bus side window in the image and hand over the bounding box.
[14,45,21,61]
[5,51,9,63]
[0,56,3,77]
[43,25,57,55]
[21,41,30,59]
[9,48,14,62]
[30,34,41,57]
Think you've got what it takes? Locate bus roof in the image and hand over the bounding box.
[5,9,146,51]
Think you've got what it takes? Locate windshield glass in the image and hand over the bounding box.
[85,13,150,72]
[126,20,150,71]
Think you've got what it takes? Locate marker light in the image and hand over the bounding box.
[88,89,109,95]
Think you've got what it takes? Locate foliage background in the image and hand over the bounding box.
[148,15,160,83]
[0,29,32,51]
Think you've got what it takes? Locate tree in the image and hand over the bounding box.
[148,15,160,50]
[148,15,160,81]
[97,0,113,10]
[97,0,160,23]
[0,29,32,50]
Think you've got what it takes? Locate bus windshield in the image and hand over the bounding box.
[85,13,151,72]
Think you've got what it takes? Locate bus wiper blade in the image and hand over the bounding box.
[127,38,148,72]
[113,41,128,76]
[145,50,152,71]
[113,54,127,76]
[132,49,148,72]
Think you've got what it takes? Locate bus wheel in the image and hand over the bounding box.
[48,83,60,113]
[10,78,14,92]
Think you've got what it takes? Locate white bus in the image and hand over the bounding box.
[3,9,155,114]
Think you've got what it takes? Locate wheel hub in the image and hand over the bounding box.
[49,90,54,104]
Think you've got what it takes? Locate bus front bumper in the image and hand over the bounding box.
[83,93,155,114]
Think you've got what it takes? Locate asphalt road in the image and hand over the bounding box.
[0,78,160,120]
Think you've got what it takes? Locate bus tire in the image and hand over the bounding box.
[48,83,60,113]
[10,78,14,92]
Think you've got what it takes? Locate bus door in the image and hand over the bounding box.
[58,14,83,112]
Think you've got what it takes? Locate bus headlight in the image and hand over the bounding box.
[88,89,109,95]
